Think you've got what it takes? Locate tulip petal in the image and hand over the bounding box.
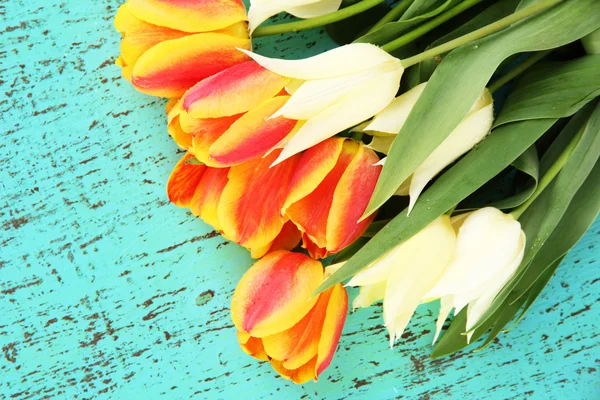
[168,113,194,149]
[287,0,343,19]
[219,150,300,249]
[273,64,403,164]
[240,44,400,80]
[286,141,357,249]
[190,167,229,231]
[346,247,398,287]
[131,33,251,97]
[301,234,330,259]
[408,92,493,214]
[282,137,344,213]
[291,357,318,384]
[365,135,395,154]
[231,251,323,337]
[183,61,289,118]
[128,0,248,33]
[465,231,525,335]
[115,3,188,68]
[249,220,301,259]
[364,83,426,134]
[382,216,456,345]
[209,96,298,166]
[187,114,244,165]
[432,296,453,345]
[247,3,285,33]
[262,287,331,370]
[273,68,386,121]
[167,153,207,207]
[425,208,523,313]
[238,331,269,361]
[326,145,381,253]
[352,281,386,309]
[316,284,348,377]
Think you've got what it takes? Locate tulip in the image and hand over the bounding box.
[282,137,382,258]
[347,216,457,346]
[167,152,301,258]
[425,207,525,344]
[363,83,494,214]
[241,44,405,164]
[231,251,348,384]
[248,0,343,33]
[167,61,299,167]
[114,0,251,97]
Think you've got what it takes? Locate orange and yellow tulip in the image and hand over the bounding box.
[167,152,301,258]
[231,251,348,384]
[283,137,382,258]
[114,0,251,97]
[167,60,298,167]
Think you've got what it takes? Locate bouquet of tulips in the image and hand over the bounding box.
[113,0,600,385]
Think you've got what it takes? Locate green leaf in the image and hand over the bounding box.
[469,100,600,333]
[432,151,600,355]
[487,145,539,210]
[364,0,600,218]
[355,0,462,45]
[509,157,600,303]
[494,55,600,127]
[316,118,557,294]
[582,28,600,54]
[419,0,521,82]
[331,237,370,263]
[430,303,505,358]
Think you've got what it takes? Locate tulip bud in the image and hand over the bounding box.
[240,44,405,164]
[248,0,343,33]
[347,216,456,346]
[364,83,494,214]
[282,138,382,258]
[425,207,525,343]
[167,153,301,258]
[114,0,251,97]
[167,61,298,167]
[231,251,348,384]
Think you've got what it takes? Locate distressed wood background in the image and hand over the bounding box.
[1,1,598,399]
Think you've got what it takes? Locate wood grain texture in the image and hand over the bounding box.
[0,1,598,399]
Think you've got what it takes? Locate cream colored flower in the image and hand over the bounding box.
[364,83,494,214]
[240,44,405,165]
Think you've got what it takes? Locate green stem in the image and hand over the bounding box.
[352,130,365,141]
[488,50,552,94]
[367,0,416,33]
[381,0,485,53]
[398,0,564,67]
[252,0,385,37]
[510,124,584,219]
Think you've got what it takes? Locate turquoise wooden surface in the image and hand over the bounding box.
[1,1,599,399]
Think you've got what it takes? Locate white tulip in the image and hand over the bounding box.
[248,0,343,33]
[347,216,456,346]
[425,207,525,344]
[362,83,494,214]
[240,44,404,165]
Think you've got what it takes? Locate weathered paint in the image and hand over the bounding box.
[0,1,598,399]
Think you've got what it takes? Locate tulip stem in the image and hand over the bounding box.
[510,123,585,220]
[252,0,386,37]
[380,0,485,54]
[396,0,564,67]
[488,50,552,94]
[367,0,416,34]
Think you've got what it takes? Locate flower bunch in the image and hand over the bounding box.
[114,0,600,386]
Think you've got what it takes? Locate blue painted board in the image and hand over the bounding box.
[1,1,598,399]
